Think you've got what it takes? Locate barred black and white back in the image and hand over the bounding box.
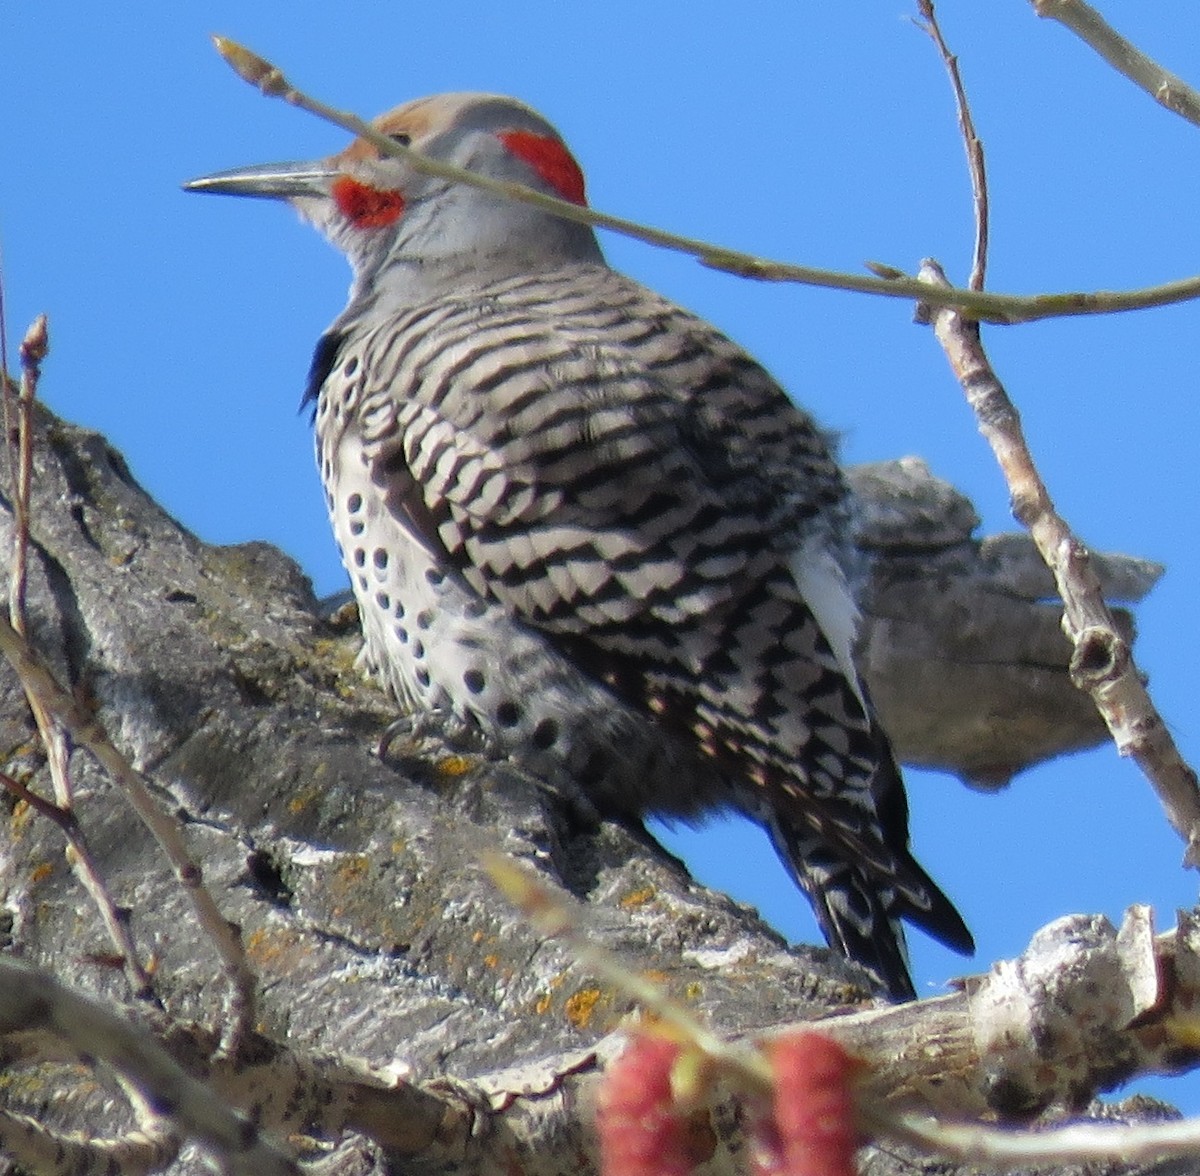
[188,90,973,999]
[309,262,971,999]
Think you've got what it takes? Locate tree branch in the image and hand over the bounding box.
[1031,0,1200,128]
[917,258,1200,862]
[203,36,1200,327]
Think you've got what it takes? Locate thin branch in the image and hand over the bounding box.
[10,316,45,630]
[4,320,159,1005]
[887,1110,1200,1169]
[0,768,157,1005]
[0,766,71,829]
[916,2,989,290]
[209,36,1200,327]
[0,610,257,1051]
[0,958,294,1176]
[1032,0,1200,129]
[0,1107,179,1176]
[917,259,1200,865]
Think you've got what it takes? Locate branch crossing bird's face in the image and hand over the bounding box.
[185,92,599,276]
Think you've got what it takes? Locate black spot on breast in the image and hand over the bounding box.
[463,668,485,694]
[496,700,522,728]
[532,718,559,749]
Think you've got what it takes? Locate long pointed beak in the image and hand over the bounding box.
[183,160,335,200]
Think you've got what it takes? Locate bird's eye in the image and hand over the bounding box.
[388,133,412,147]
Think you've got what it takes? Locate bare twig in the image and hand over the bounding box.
[0,767,73,828]
[1032,0,1200,129]
[917,259,1200,865]
[0,1107,179,1176]
[916,2,988,290]
[10,316,45,630]
[3,321,159,1005]
[0,767,157,1006]
[0,611,257,1051]
[0,958,294,1176]
[1,328,252,1034]
[888,1110,1200,1169]
[208,36,1200,327]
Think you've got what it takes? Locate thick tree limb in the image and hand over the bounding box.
[0,406,1173,1175]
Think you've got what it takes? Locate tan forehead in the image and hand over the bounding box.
[334,94,495,163]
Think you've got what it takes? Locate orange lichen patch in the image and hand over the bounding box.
[434,754,475,778]
[28,861,54,885]
[287,785,323,815]
[640,969,670,986]
[534,970,569,1015]
[619,885,657,909]
[565,987,604,1030]
[9,797,34,836]
[334,854,371,882]
[245,926,309,973]
[483,954,500,968]
[322,854,377,918]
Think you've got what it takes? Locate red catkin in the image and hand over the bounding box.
[760,1032,863,1176]
[596,1035,694,1176]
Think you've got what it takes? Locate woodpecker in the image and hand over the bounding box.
[186,92,972,999]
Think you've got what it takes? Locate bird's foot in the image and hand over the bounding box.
[376,707,497,766]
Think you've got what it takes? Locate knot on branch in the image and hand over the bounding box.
[969,908,1159,1118]
[1069,625,1130,690]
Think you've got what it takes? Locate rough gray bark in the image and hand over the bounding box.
[0,407,1168,1175]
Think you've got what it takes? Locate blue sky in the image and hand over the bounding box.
[6,2,1200,1110]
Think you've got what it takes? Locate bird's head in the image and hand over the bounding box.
[185,92,602,286]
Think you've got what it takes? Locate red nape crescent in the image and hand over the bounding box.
[332,177,406,228]
[498,130,587,206]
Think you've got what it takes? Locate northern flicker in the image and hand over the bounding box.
[186,92,972,1000]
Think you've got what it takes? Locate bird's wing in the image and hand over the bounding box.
[355,278,845,635]
[349,274,970,978]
